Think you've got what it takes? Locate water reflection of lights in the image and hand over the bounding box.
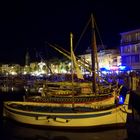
[11,87,14,92]
[24,86,28,92]
[0,85,20,92]
[38,87,43,93]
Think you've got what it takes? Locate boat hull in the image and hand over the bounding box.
[3,94,131,128]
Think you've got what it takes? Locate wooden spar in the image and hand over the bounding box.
[48,43,103,83]
[48,43,92,72]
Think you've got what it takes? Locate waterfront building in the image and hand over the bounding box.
[0,48,121,75]
[120,29,140,71]
[1,64,9,75]
[1,64,21,75]
[79,48,121,73]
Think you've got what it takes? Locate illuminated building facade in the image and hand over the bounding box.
[79,49,121,71]
[0,49,121,75]
[120,29,140,71]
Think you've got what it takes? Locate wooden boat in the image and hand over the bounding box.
[3,14,131,129]
[3,92,131,128]
[25,15,120,106]
[26,81,119,107]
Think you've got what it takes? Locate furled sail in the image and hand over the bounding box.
[71,47,84,80]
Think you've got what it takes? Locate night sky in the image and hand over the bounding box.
[0,0,140,65]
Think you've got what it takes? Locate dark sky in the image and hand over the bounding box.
[0,0,140,65]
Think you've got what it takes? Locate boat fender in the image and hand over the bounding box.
[54,117,69,123]
[35,116,48,120]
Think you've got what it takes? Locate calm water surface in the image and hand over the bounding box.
[1,119,129,140]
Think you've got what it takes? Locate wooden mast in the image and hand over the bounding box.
[91,14,97,94]
[70,32,75,108]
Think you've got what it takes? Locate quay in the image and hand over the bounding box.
[126,87,140,139]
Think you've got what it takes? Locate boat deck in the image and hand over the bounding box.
[8,103,116,113]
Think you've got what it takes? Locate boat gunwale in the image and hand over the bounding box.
[4,101,124,116]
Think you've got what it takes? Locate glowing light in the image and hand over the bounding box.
[100,65,131,72]
[119,65,126,70]
[10,71,17,75]
[23,71,27,75]
[110,66,118,70]
[100,67,109,71]
[118,65,131,71]
[119,95,124,104]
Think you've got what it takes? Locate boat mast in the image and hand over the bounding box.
[70,32,75,108]
[91,14,97,94]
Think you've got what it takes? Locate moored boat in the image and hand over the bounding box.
[3,14,131,129]
[25,15,120,106]
[3,92,131,128]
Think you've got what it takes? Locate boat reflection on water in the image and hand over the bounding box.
[2,119,128,140]
[0,84,40,96]
[0,85,24,93]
